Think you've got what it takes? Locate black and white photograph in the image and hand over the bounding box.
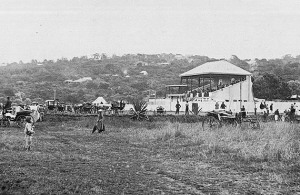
[1,0,300,194]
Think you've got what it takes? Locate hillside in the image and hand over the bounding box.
[0,54,299,104]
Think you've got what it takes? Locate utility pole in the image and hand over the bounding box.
[54,88,56,100]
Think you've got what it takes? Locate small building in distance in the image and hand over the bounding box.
[64,79,73,84]
[140,71,148,76]
[64,77,92,84]
[73,77,92,83]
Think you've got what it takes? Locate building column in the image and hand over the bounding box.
[240,81,242,110]
[210,76,212,91]
[247,75,251,101]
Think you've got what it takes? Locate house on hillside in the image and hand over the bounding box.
[157,62,170,66]
[64,80,73,84]
[136,61,148,66]
[175,54,185,60]
[140,71,148,76]
[72,77,92,83]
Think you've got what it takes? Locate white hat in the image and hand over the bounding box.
[98,109,103,112]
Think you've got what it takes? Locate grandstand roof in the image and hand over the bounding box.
[180,60,251,77]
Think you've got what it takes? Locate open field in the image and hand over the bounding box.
[1,116,300,194]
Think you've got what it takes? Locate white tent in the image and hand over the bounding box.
[92,97,107,106]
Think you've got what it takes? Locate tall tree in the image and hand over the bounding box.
[253,73,291,100]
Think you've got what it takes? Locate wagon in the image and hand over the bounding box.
[156,106,166,115]
[111,100,126,115]
[0,106,34,128]
[201,110,260,129]
[201,110,238,129]
[45,99,59,113]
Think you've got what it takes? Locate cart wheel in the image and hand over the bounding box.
[16,115,27,128]
[231,119,239,127]
[250,121,260,129]
[208,116,221,129]
[5,118,10,127]
[1,118,10,127]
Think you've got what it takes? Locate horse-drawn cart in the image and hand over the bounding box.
[202,110,237,129]
[201,110,260,129]
[0,106,35,128]
[156,106,166,115]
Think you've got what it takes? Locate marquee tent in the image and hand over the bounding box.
[92,97,108,106]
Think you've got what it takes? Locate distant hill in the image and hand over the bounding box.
[0,53,299,104]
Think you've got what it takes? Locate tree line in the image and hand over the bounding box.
[0,53,299,104]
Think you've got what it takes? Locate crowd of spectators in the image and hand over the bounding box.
[186,77,246,98]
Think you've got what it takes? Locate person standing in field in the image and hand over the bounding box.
[282,109,288,122]
[24,117,34,151]
[220,102,226,110]
[2,96,12,117]
[185,101,189,115]
[270,103,273,113]
[175,101,181,115]
[215,102,219,110]
[274,109,280,122]
[290,104,296,122]
[241,105,246,118]
[92,109,105,133]
[259,102,264,114]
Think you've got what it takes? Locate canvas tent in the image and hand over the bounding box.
[92,97,108,106]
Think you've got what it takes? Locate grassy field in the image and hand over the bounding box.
[1,116,300,194]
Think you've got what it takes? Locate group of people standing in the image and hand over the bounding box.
[260,101,298,122]
[175,101,190,115]
[175,100,227,115]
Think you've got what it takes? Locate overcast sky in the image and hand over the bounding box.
[1,0,300,63]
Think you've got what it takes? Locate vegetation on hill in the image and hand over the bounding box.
[0,53,300,104]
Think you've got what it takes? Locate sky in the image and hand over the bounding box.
[1,0,300,63]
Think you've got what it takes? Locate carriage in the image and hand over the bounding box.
[201,110,260,129]
[156,106,166,115]
[81,102,94,114]
[45,99,59,113]
[0,106,35,128]
[110,100,126,115]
